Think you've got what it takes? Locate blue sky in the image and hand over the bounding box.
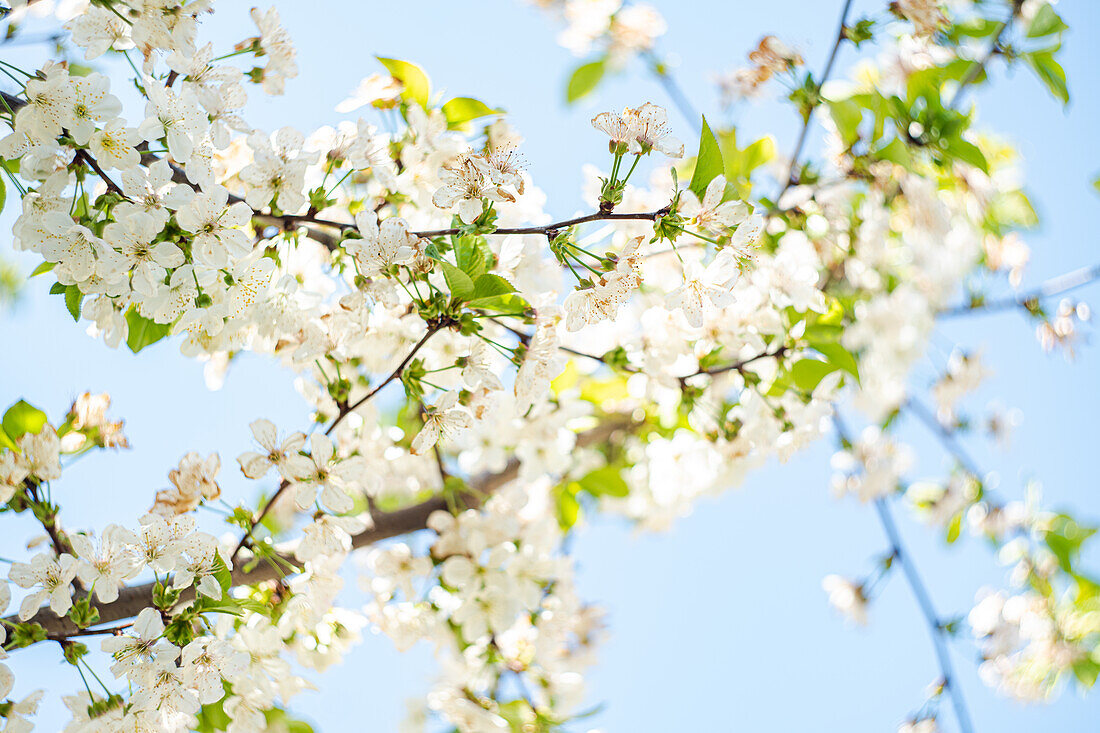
[1,0,1098,730]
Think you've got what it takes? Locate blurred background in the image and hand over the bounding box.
[0,0,1098,730]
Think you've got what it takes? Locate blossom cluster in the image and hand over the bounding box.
[0,0,1094,731]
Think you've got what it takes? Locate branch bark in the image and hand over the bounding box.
[4,418,634,644]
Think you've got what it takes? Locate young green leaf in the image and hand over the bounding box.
[439,261,476,302]
[470,273,515,301]
[125,308,171,354]
[688,115,724,199]
[1026,4,1067,39]
[376,57,431,108]
[64,284,83,321]
[2,400,48,442]
[466,292,531,314]
[1025,49,1069,105]
[566,59,606,103]
[441,97,501,129]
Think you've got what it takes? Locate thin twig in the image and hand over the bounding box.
[873,497,975,733]
[773,0,855,205]
[947,6,1017,111]
[266,208,669,241]
[643,50,702,133]
[906,399,982,478]
[940,262,1100,318]
[325,325,442,436]
[833,415,974,733]
[74,148,124,196]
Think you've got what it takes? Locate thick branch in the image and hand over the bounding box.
[4,419,633,644]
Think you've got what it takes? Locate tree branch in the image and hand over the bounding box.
[4,419,634,645]
[872,497,975,733]
[74,149,124,196]
[947,5,1018,111]
[774,0,855,205]
[939,262,1100,318]
[643,50,702,133]
[833,415,974,733]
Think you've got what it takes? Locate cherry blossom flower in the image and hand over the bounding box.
[411,392,473,456]
[237,418,311,480]
[9,551,79,620]
[432,153,516,224]
[71,524,141,602]
[348,211,417,277]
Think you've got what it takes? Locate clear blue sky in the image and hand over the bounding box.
[1,1,1098,730]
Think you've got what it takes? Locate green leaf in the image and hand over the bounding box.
[125,307,171,354]
[1073,659,1100,688]
[990,190,1038,229]
[827,98,863,146]
[813,341,860,382]
[688,115,724,199]
[1026,5,1067,38]
[1025,49,1069,105]
[555,484,581,530]
[0,172,5,214]
[29,261,54,277]
[575,465,629,498]
[196,697,231,732]
[3,400,48,442]
[943,137,989,173]
[376,57,431,108]
[49,281,66,295]
[439,261,475,302]
[946,512,963,544]
[466,292,531,314]
[874,138,912,168]
[64,284,83,321]
[441,97,501,129]
[453,236,488,279]
[790,359,838,393]
[470,273,515,301]
[566,59,605,103]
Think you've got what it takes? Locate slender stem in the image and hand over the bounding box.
[906,399,982,478]
[947,8,1016,110]
[940,262,1100,318]
[267,207,669,241]
[872,497,975,733]
[325,325,442,436]
[643,51,701,132]
[834,415,974,733]
[774,0,854,205]
[75,149,125,196]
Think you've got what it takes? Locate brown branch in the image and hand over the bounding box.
[263,207,669,242]
[230,477,289,562]
[74,149,124,196]
[4,419,634,644]
[689,343,789,378]
[324,324,443,436]
[230,325,446,562]
[832,415,974,733]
